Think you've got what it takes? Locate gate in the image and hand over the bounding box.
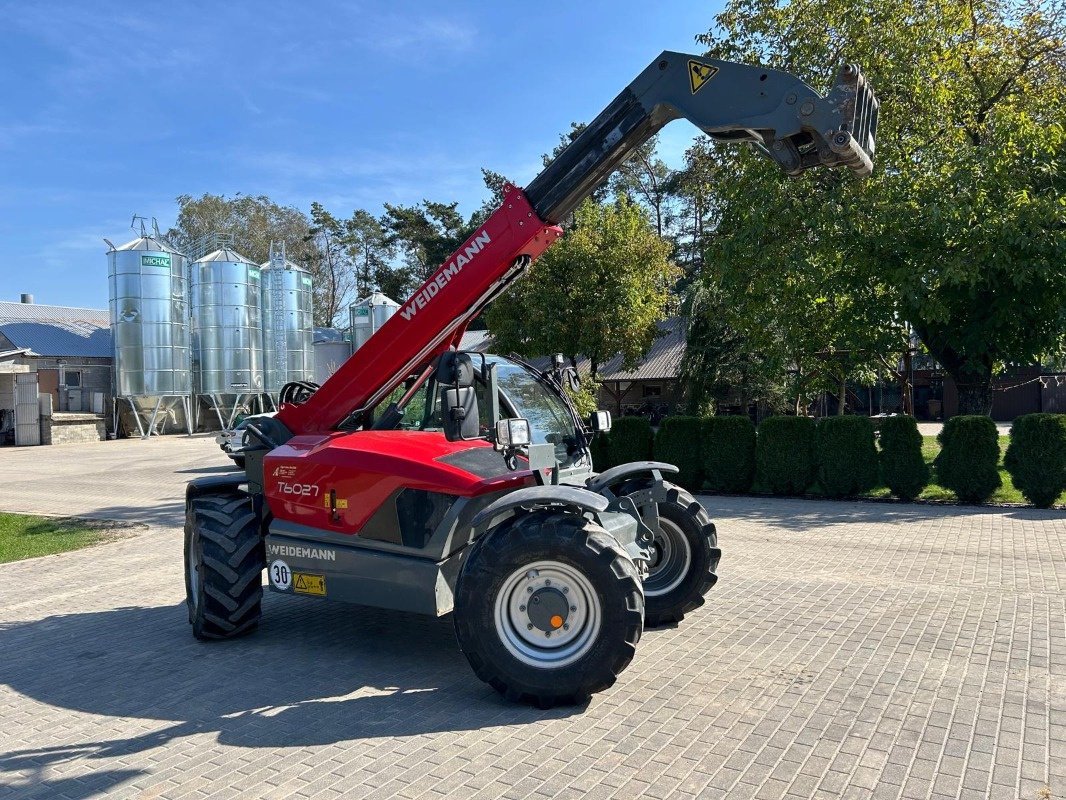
[14,372,40,446]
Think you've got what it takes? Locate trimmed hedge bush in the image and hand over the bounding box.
[589,430,612,472]
[653,416,703,491]
[1005,413,1066,507]
[878,415,929,500]
[701,415,756,493]
[756,415,817,495]
[935,415,1001,503]
[816,415,878,498]
[606,416,654,465]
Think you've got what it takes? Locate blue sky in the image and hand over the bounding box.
[1,1,723,309]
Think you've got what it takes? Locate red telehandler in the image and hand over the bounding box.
[185,52,877,706]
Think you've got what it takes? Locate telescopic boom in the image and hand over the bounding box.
[277,52,878,436]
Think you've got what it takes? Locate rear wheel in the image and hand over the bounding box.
[184,490,264,640]
[622,481,720,626]
[454,512,644,708]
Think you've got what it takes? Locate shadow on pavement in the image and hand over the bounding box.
[699,494,1066,531]
[56,501,188,530]
[0,769,145,800]
[0,595,580,778]
[174,465,240,475]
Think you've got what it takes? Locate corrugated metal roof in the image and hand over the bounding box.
[0,301,108,325]
[0,322,112,358]
[458,317,686,381]
[314,327,347,344]
[459,329,493,352]
[596,317,686,381]
[0,301,111,357]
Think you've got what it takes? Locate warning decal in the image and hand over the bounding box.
[688,60,719,94]
[293,572,326,596]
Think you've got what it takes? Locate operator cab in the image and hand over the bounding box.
[366,352,611,480]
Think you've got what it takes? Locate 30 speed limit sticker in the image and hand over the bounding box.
[269,560,291,590]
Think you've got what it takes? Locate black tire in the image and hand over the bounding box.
[454,512,644,708]
[620,480,720,626]
[184,490,264,640]
[231,455,245,470]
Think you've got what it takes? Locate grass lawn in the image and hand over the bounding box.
[0,513,111,563]
[862,435,1066,506]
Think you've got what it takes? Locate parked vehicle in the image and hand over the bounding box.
[216,412,277,469]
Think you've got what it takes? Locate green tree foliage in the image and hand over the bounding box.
[487,197,678,377]
[653,416,704,491]
[167,193,314,267]
[1005,413,1066,507]
[701,415,756,493]
[382,200,476,288]
[307,202,356,327]
[346,209,395,300]
[878,415,930,500]
[756,416,817,494]
[695,0,1066,415]
[935,415,1002,502]
[816,416,878,498]
[679,283,784,416]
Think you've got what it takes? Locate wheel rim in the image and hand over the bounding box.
[188,533,201,611]
[644,517,692,597]
[493,560,602,668]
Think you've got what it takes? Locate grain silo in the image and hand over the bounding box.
[190,247,265,429]
[106,228,192,437]
[260,242,314,396]
[349,290,400,353]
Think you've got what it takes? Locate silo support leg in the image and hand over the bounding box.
[125,398,147,440]
[146,397,165,438]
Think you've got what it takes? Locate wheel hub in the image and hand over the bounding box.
[527,587,569,633]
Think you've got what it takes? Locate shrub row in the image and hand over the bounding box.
[590,412,1065,506]
[1005,413,1066,507]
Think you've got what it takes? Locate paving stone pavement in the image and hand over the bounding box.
[0,436,1063,799]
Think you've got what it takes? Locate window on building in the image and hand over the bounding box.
[642,384,662,398]
[64,371,81,388]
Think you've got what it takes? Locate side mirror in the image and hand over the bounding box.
[441,386,479,442]
[588,410,612,433]
[494,417,531,451]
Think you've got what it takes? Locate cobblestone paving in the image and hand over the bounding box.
[0,437,1063,799]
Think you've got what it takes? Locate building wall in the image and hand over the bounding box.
[598,379,682,416]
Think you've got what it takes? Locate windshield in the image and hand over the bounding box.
[369,354,586,468]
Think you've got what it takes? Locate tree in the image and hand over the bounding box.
[167,193,315,266]
[487,197,678,377]
[611,135,678,239]
[306,202,355,327]
[695,0,1066,414]
[344,209,394,299]
[382,200,475,286]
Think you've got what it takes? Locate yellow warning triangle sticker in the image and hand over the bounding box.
[688,60,719,94]
[294,574,307,590]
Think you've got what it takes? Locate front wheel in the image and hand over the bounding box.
[184,490,264,640]
[623,482,720,626]
[454,512,644,708]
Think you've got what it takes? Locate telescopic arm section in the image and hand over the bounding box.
[526,53,877,223]
[277,51,877,436]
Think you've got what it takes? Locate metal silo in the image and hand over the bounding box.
[107,228,193,438]
[349,290,400,353]
[191,247,265,429]
[260,242,315,395]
